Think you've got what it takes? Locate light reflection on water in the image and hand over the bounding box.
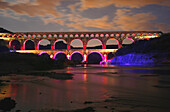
[0,64,170,111]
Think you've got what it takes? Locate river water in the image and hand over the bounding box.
[0,64,170,112]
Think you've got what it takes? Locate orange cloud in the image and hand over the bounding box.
[0,9,27,21]
[83,16,115,29]
[113,9,156,30]
[66,8,169,32]
[66,23,88,31]
[66,14,115,31]
[113,9,169,32]
[42,17,65,25]
[80,0,170,10]
[0,0,62,17]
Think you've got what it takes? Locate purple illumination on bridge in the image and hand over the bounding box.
[53,52,68,60]
[88,51,104,63]
[70,51,83,62]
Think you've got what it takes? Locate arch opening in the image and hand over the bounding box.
[106,39,119,49]
[122,38,134,47]
[87,39,103,49]
[70,39,83,49]
[39,52,50,58]
[38,39,51,50]
[54,39,67,49]
[87,52,103,64]
[24,40,35,50]
[71,52,83,62]
[54,52,67,60]
[9,39,21,50]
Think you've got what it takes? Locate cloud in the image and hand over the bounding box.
[83,16,115,29]
[42,16,65,25]
[67,23,88,31]
[113,9,156,30]
[154,23,170,33]
[113,9,170,32]
[0,9,27,21]
[0,0,62,17]
[67,2,81,13]
[79,0,170,10]
[66,14,115,31]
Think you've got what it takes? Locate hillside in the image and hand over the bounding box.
[111,33,170,65]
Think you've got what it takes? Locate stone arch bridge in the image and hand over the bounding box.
[0,31,162,63]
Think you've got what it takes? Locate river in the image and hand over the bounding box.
[0,64,170,112]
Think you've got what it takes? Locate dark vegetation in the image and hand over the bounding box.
[55,41,67,49]
[0,40,9,52]
[0,38,81,74]
[106,45,118,49]
[39,44,51,50]
[71,46,83,49]
[0,27,13,33]
[86,45,102,49]
[115,33,170,56]
[0,52,66,74]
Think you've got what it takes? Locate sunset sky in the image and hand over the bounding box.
[0,0,170,33]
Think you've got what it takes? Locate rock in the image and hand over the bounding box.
[104,106,108,108]
[84,101,93,104]
[0,97,16,111]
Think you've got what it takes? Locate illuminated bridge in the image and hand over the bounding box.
[0,30,162,63]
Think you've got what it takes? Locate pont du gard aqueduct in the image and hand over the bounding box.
[0,28,163,63]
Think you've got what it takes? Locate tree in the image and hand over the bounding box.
[0,39,9,53]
